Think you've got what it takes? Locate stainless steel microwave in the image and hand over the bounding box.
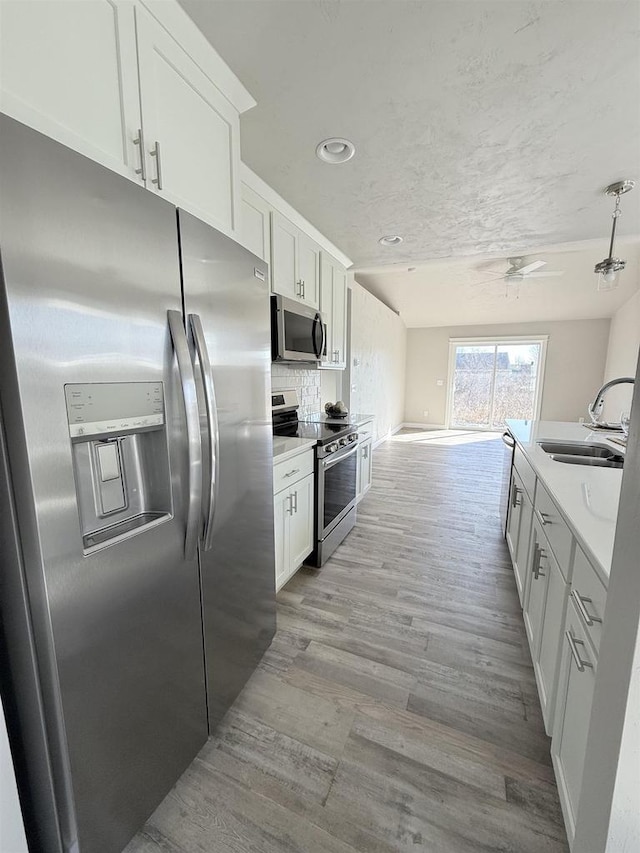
[271,294,325,363]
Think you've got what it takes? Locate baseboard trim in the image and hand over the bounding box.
[401,422,447,430]
[372,423,404,449]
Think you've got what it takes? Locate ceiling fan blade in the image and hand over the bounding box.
[516,260,546,275]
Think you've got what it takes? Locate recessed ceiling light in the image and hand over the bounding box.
[378,235,404,247]
[316,137,355,164]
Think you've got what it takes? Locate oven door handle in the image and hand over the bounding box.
[322,442,358,469]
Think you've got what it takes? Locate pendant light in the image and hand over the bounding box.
[594,180,635,291]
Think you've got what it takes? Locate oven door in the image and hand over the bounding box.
[272,294,324,362]
[317,443,358,539]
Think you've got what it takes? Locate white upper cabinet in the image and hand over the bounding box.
[297,234,320,309]
[271,212,299,301]
[0,0,142,181]
[135,4,240,236]
[320,252,348,369]
[0,0,250,237]
[240,183,271,266]
[271,212,320,309]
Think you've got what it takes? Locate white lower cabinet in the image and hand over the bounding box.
[273,450,315,591]
[552,599,598,847]
[356,438,373,502]
[523,520,569,732]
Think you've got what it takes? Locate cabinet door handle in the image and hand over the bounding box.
[511,485,521,508]
[283,468,300,478]
[572,589,602,626]
[292,490,298,513]
[133,128,146,181]
[150,140,163,190]
[301,280,306,299]
[539,511,552,525]
[532,544,546,579]
[286,495,293,515]
[566,630,593,672]
[296,279,303,298]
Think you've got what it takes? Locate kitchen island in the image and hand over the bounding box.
[505,419,624,850]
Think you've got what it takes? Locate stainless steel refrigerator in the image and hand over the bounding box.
[0,115,276,853]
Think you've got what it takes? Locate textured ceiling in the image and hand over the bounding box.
[356,241,640,327]
[179,0,640,270]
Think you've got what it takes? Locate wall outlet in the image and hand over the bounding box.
[423,410,429,418]
[436,379,444,387]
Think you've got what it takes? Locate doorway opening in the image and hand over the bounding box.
[446,337,547,430]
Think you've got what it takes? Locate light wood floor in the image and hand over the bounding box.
[125,430,569,853]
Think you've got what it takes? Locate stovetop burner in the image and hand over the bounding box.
[271,391,356,446]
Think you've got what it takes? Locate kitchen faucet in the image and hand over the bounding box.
[588,376,635,427]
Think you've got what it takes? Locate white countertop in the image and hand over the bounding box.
[506,420,624,582]
[310,412,375,426]
[272,436,317,464]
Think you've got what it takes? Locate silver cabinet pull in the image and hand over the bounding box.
[167,310,202,560]
[296,280,303,298]
[511,485,521,508]
[532,544,546,579]
[302,280,306,299]
[133,128,146,181]
[188,314,220,551]
[572,589,602,627]
[286,495,293,515]
[540,511,552,525]
[566,630,593,672]
[150,140,163,190]
[284,468,300,478]
[292,490,298,513]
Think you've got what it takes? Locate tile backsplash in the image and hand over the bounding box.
[271,364,321,417]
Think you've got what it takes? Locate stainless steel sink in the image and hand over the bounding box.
[537,440,624,469]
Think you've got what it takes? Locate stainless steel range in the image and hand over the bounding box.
[272,391,358,565]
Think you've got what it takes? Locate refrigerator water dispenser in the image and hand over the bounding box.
[64,382,172,553]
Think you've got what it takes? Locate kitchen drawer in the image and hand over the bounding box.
[273,449,314,495]
[571,545,606,654]
[513,445,536,502]
[535,481,574,580]
[357,419,374,441]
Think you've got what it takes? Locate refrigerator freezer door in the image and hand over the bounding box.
[178,210,276,730]
[0,116,207,853]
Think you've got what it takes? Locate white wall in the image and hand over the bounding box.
[350,281,407,441]
[602,289,640,421]
[404,319,611,425]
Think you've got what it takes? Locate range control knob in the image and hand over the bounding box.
[339,437,349,446]
[326,442,339,453]
[348,432,358,442]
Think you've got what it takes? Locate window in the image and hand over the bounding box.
[447,337,547,430]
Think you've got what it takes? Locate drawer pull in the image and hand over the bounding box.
[539,511,553,525]
[284,468,300,478]
[572,589,602,627]
[566,630,593,672]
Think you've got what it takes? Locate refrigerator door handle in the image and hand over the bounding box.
[189,313,220,551]
[167,309,203,560]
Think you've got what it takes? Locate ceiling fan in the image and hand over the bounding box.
[480,257,564,284]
